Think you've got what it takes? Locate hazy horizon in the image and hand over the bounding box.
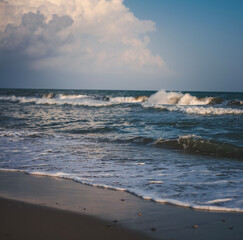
[1,87,243,94]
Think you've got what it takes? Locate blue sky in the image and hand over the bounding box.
[0,0,242,91]
[125,0,243,91]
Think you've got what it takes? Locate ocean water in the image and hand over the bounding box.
[0,88,243,212]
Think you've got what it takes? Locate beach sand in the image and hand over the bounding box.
[0,171,242,240]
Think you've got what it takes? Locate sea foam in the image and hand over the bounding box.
[147,89,215,105]
[1,91,242,115]
[0,94,146,106]
[1,168,243,213]
[142,90,243,115]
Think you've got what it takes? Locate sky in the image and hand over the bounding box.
[0,0,242,91]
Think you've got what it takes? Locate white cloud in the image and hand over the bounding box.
[0,0,168,77]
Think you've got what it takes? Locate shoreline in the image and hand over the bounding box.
[1,168,242,213]
[0,171,243,240]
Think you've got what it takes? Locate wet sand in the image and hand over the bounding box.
[0,197,153,240]
[0,171,242,240]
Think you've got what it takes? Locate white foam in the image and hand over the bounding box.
[58,94,88,99]
[176,106,243,115]
[142,90,243,115]
[110,96,147,103]
[146,90,213,106]
[2,92,241,115]
[148,181,163,184]
[192,205,243,212]
[145,197,243,212]
[0,95,19,102]
[178,93,213,105]
[0,168,26,173]
[204,198,233,204]
[0,94,146,107]
[0,95,112,107]
[143,103,243,115]
[1,168,242,213]
[28,171,73,178]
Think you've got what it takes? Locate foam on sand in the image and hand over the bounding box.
[0,168,242,213]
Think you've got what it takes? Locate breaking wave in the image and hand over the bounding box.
[0,93,147,106]
[109,96,148,103]
[154,135,243,159]
[0,94,111,107]
[0,90,242,115]
[117,135,243,159]
[146,89,220,105]
[142,90,243,115]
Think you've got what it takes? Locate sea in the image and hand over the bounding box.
[0,88,243,212]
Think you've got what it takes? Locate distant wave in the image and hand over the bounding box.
[142,90,243,115]
[0,94,111,107]
[146,89,221,105]
[226,99,243,106]
[57,94,89,99]
[109,96,148,103]
[0,90,242,115]
[0,94,147,106]
[116,135,243,160]
[144,89,243,106]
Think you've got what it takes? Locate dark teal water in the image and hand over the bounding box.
[0,88,243,211]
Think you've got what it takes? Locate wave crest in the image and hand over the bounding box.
[109,96,148,103]
[142,90,243,115]
[0,94,148,106]
[116,135,243,160]
[155,135,243,159]
[147,89,221,106]
[0,90,242,116]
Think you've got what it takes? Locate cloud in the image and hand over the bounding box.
[0,12,73,58]
[0,0,168,81]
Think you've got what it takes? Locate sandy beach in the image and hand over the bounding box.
[0,197,153,240]
[1,0,243,238]
[0,171,242,240]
